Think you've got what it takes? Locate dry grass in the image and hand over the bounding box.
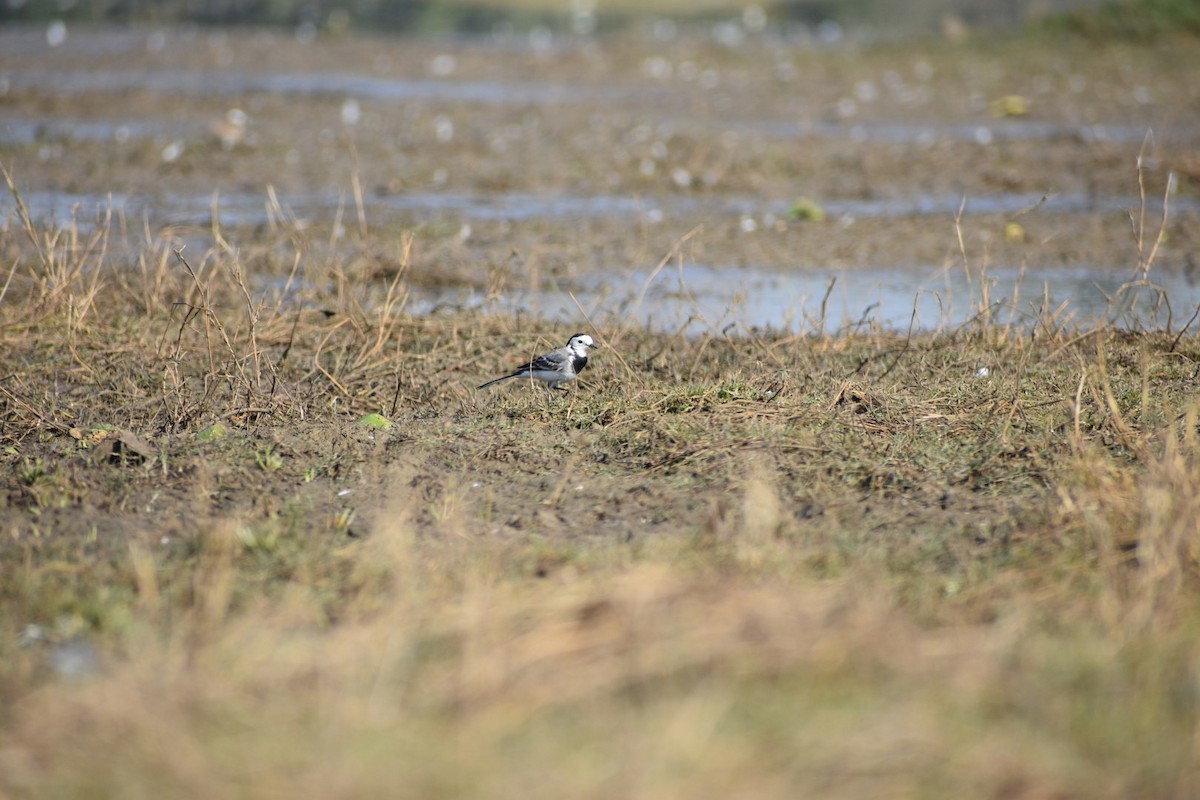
[2,174,1200,799]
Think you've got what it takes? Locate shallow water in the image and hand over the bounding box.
[423,261,1200,334]
[0,118,191,145]
[1,67,618,106]
[5,186,1189,229]
[0,68,1181,147]
[6,185,1197,333]
[4,28,1198,335]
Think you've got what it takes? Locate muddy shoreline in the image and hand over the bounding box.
[3,26,1197,282]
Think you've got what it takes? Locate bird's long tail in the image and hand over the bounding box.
[477,373,517,389]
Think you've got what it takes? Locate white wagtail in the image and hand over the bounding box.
[478,333,596,390]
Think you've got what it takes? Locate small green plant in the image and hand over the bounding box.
[788,196,826,222]
[16,456,47,485]
[197,422,229,441]
[357,412,393,430]
[254,446,284,473]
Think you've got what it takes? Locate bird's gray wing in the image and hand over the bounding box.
[526,347,571,372]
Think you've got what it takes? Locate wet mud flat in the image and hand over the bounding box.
[2,24,1200,330]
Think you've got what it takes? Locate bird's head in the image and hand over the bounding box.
[567,333,596,352]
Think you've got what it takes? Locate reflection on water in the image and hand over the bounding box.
[428,262,1200,334]
[4,187,1189,229]
[0,118,191,145]
[1,68,610,106]
[4,189,1197,335]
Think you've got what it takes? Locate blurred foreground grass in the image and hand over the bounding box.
[1,175,1200,798]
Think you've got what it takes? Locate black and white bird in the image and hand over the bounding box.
[478,333,596,390]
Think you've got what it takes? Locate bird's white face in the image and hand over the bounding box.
[569,334,595,352]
